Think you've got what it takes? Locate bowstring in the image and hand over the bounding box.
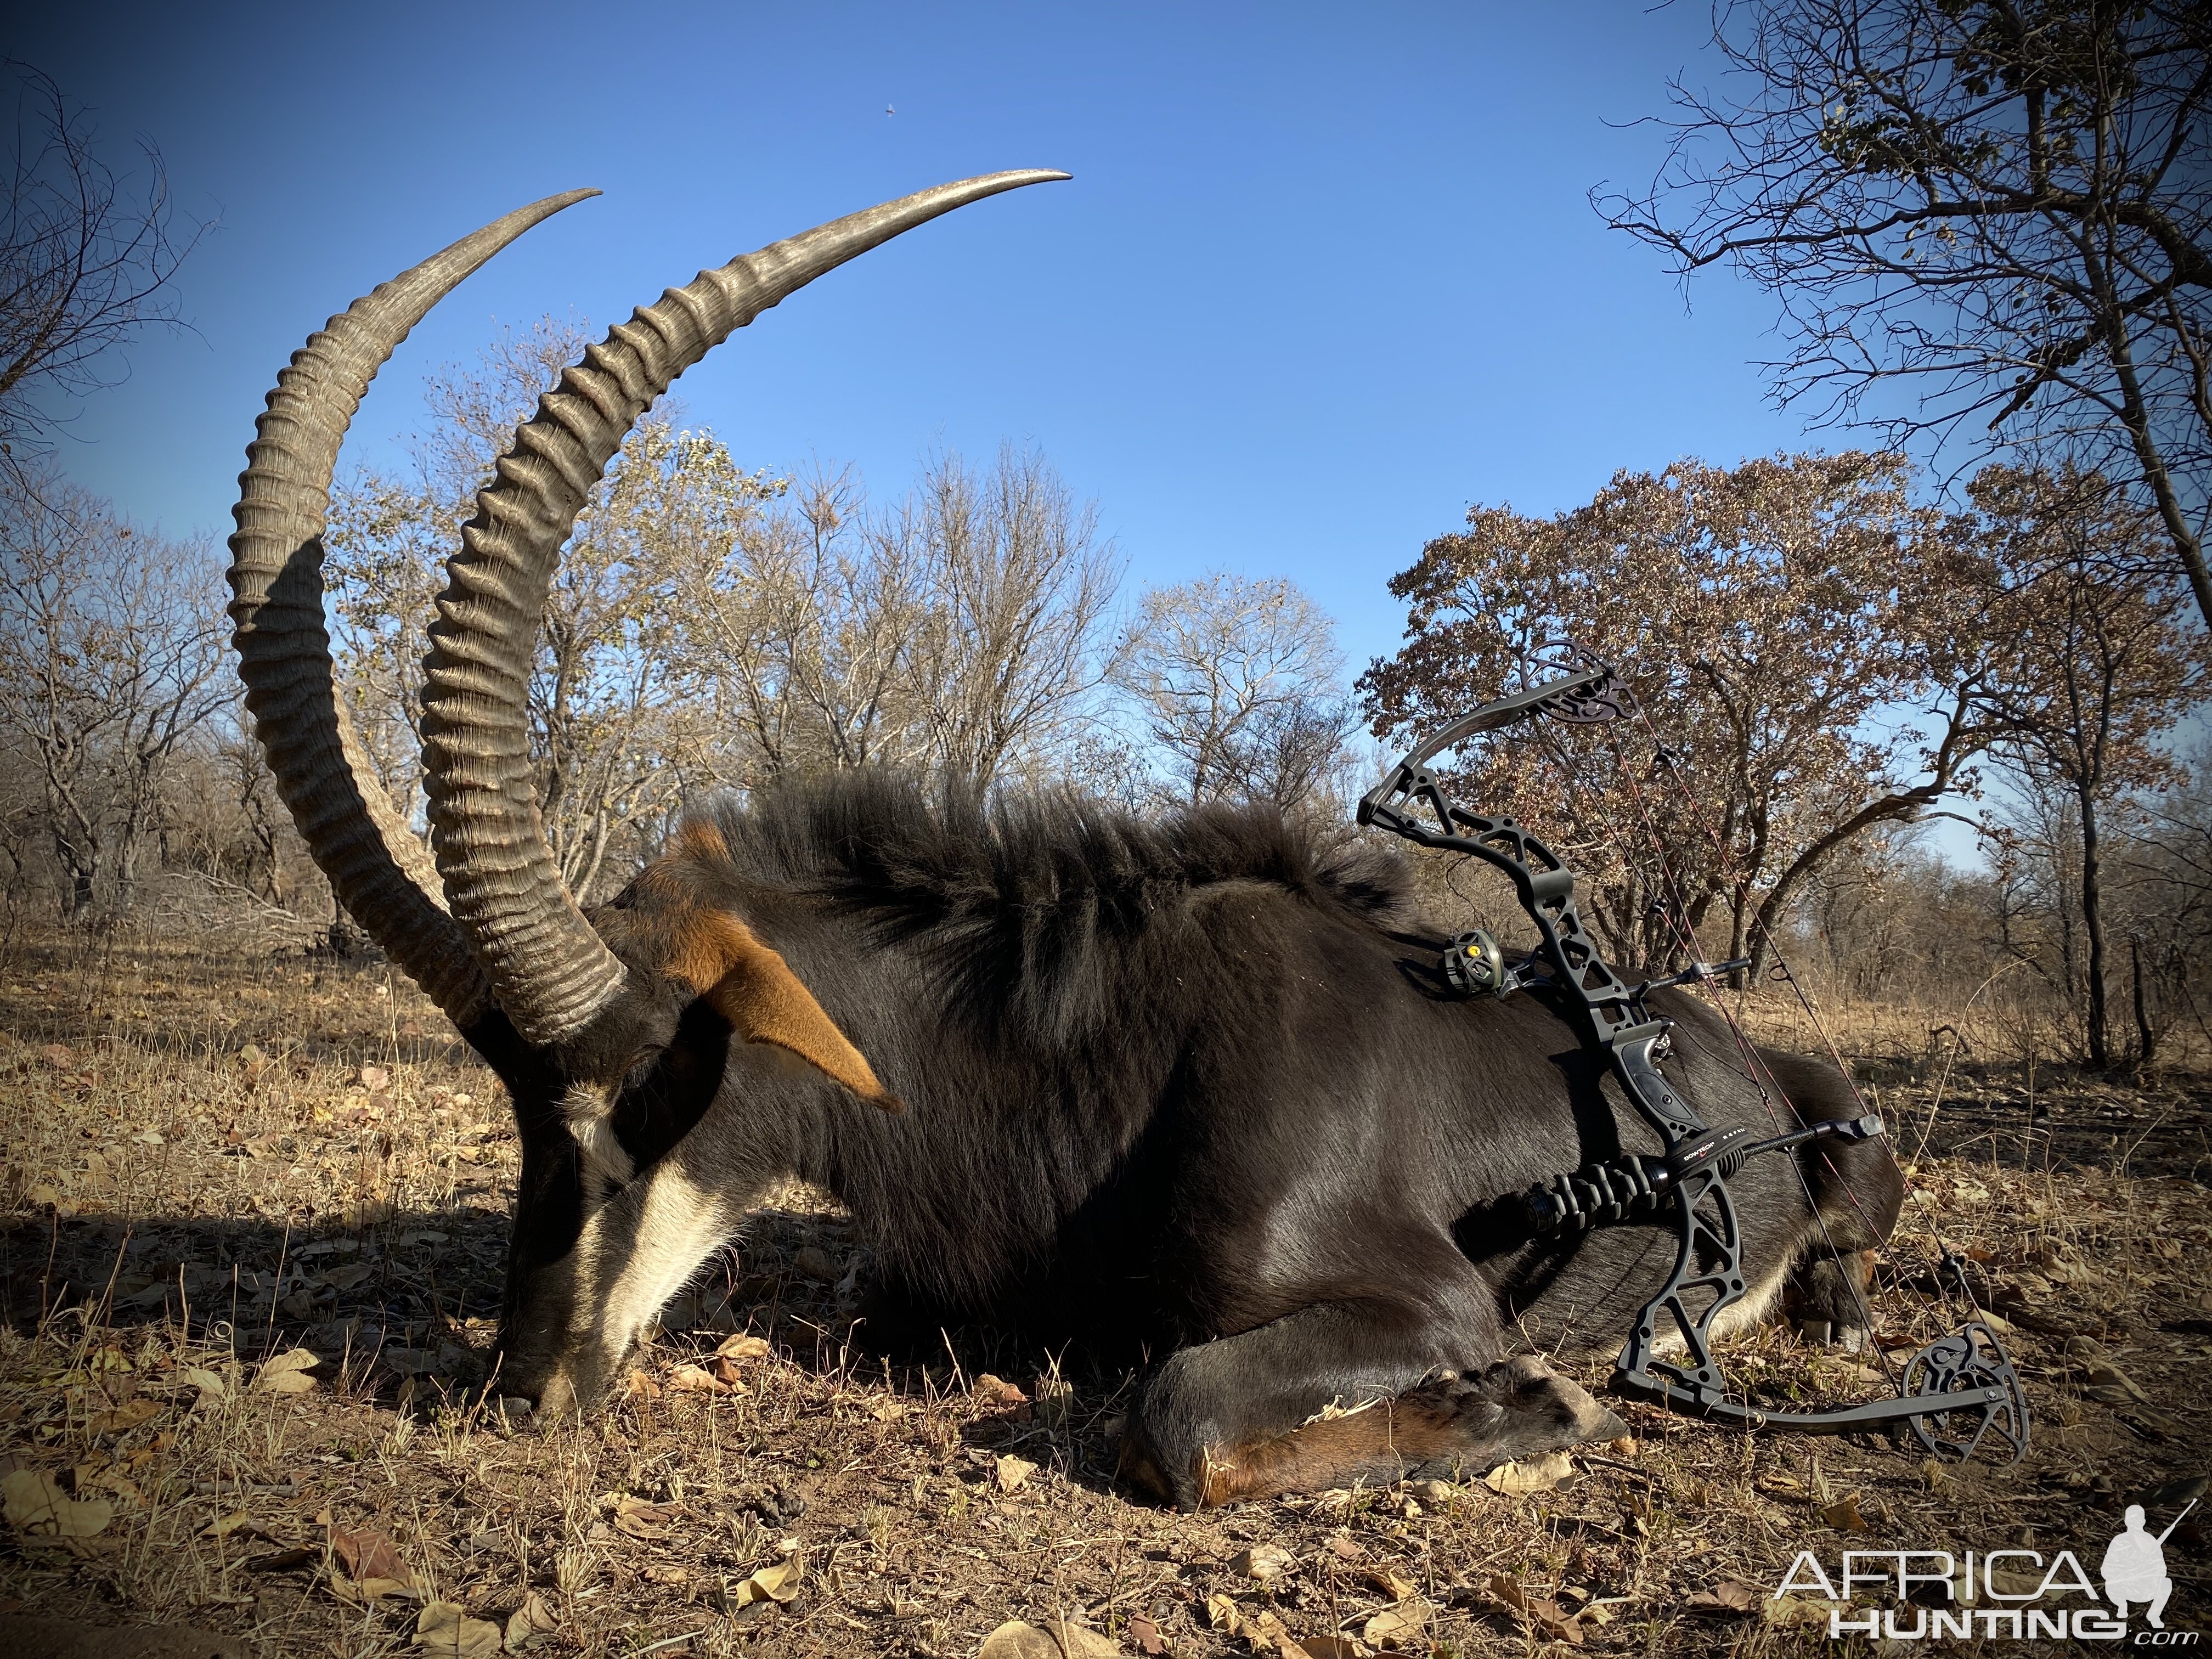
[1534,714,1920,1398]
[1524,720,1860,1401]
[1592,725,1925,1392]
[1615,696,1986,1340]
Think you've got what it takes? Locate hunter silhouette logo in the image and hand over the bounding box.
[1773,1500,2198,1643]
[2104,1501,2192,1629]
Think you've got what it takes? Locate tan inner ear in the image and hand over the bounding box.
[672,911,902,1113]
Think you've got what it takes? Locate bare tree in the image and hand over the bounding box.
[2114,750,2212,1060]
[1116,572,1356,812]
[894,447,1123,786]
[328,320,741,898]
[1,60,202,466]
[677,464,935,782]
[1598,2,2212,629]
[0,472,228,916]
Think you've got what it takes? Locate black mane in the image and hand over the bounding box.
[696,769,1408,919]
[689,772,1408,1045]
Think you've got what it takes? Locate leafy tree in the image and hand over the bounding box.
[1598,1,2212,630]
[1962,464,2205,1064]
[1358,452,1990,975]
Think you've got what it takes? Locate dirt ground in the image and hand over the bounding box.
[1,932,2207,1657]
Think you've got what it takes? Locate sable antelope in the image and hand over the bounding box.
[227,174,1900,1508]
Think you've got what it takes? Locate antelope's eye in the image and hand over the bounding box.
[620,1047,665,1097]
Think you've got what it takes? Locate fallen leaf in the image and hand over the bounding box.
[178,1367,229,1409]
[665,1363,728,1395]
[1484,1451,1573,1496]
[246,1548,317,1573]
[201,1509,263,1539]
[1127,1612,1168,1655]
[732,1554,803,1606]
[87,1397,162,1435]
[1486,1573,1580,1639]
[996,1454,1039,1493]
[1486,1573,1529,1614]
[1247,1610,1308,1656]
[330,1524,411,1589]
[1040,1617,1124,1658]
[791,1245,837,1282]
[1229,1543,1296,1581]
[255,1348,321,1395]
[1365,1568,1417,1601]
[1300,1640,1372,1659]
[1819,1497,1868,1532]
[1325,1534,1365,1562]
[1683,1579,1761,1616]
[1362,1595,1435,1646]
[1407,1478,1455,1503]
[504,1590,557,1652]
[2084,1360,2152,1406]
[1205,1593,1244,1634]
[1,1469,112,1538]
[610,1493,676,1540]
[714,1333,772,1362]
[979,1624,1062,1659]
[417,1599,503,1658]
[358,1064,391,1091]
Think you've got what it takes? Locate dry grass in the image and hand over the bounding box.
[1,927,2207,1657]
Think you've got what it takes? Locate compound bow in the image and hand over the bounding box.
[1357,648,2029,1463]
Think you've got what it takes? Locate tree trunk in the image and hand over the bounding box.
[52,824,97,919]
[2078,778,2110,1069]
[2097,261,2212,634]
[2130,938,2156,1069]
[114,821,143,915]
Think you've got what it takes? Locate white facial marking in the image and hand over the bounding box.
[578,1160,731,1371]
[560,1082,634,1195]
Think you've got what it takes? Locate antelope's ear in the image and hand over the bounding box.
[673,911,902,1113]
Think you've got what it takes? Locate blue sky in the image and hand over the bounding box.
[19,0,1817,681]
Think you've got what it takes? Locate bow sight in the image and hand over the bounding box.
[1357,647,2029,1464]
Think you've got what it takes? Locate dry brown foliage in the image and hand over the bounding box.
[1,929,2206,1656]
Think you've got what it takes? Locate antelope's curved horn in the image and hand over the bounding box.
[227,190,600,1029]
[420,169,1069,1047]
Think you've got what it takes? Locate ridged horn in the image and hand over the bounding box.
[227,189,600,1029]
[421,169,1070,1048]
